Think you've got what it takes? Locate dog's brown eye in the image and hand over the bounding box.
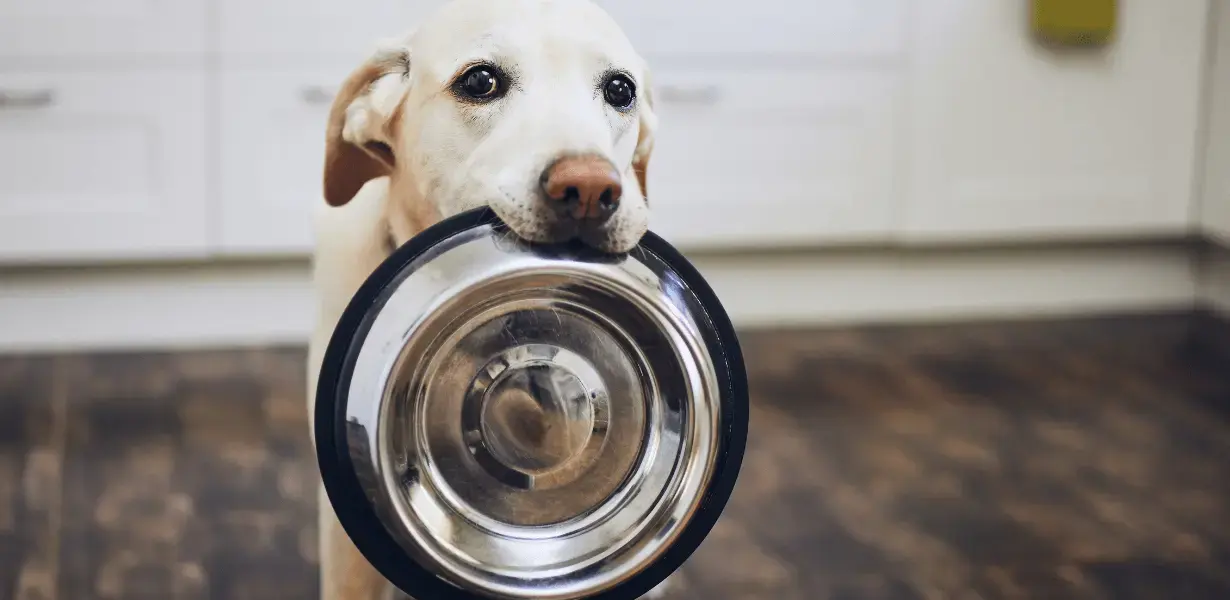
[455,65,503,100]
[603,75,635,109]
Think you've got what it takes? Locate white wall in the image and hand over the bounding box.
[1196,1,1230,318]
[1202,0,1230,246]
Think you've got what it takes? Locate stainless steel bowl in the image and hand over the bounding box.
[315,207,748,600]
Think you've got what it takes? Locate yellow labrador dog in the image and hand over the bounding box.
[306,0,661,598]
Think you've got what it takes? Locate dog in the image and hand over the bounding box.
[305,0,662,598]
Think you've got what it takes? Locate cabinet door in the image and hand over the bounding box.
[902,0,1209,241]
[218,0,445,59]
[217,67,353,254]
[0,0,207,58]
[644,69,900,248]
[1202,0,1230,246]
[594,0,905,59]
[0,72,210,263]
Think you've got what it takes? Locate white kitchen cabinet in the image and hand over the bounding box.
[217,65,901,253]
[0,72,211,262]
[1202,0,1230,246]
[645,69,900,248]
[902,0,1209,242]
[0,0,1218,266]
[0,0,208,59]
[217,0,443,60]
[594,0,905,59]
[216,67,354,254]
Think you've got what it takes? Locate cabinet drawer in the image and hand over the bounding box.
[218,0,443,58]
[0,72,210,262]
[644,69,900,248]
[595,0,905,59]
[0,0,207,59]
[217,67,354,254]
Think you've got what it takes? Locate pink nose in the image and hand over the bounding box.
[540,154,622,223]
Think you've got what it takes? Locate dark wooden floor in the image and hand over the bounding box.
[2,312,1230,600]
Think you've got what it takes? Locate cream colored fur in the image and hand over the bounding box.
[306,0,664,598]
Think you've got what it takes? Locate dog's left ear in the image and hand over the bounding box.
[322,40,413,207]
[632,65,657,199]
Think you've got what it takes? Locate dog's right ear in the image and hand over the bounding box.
[322,42,413,207]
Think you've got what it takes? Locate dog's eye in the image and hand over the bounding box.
[603,74,636,109]
[455,65,504,100]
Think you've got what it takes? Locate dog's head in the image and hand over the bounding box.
[322,0,657,253]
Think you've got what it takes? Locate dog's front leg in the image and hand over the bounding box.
[319,485,390,600]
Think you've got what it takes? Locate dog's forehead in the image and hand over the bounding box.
[411,0,641,74]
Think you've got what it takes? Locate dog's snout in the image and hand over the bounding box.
[540,155,622,223]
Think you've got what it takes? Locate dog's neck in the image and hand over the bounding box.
[380,219,399,255]
[382,173,443,253]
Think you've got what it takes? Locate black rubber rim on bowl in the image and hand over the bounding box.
[314,206,749,600]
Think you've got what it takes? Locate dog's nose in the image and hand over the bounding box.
[540,154,622,223]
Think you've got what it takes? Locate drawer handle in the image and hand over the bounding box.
[655,84,722,105]
[0,89,55,109]
[300,86,337,105]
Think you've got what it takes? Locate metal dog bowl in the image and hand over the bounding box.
[315,207,748,600]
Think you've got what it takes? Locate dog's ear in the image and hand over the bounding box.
[632,65,657,199]
[322,41,413,207]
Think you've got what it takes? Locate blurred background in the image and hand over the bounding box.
[2,0,1230,598]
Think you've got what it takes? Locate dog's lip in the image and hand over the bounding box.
[577,224,638,254]
[500,235,630,263]
[496,222,630,258]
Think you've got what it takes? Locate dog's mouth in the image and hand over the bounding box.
[492,189,635,254]
[491,220,631,261]
[546,219,621,251]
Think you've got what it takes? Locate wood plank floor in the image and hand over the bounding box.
[2,312,1229,600]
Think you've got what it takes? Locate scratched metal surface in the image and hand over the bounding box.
[2,312,1229,600]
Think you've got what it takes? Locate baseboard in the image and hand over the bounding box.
[0,261,315,355]
[0,243,1199,354]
